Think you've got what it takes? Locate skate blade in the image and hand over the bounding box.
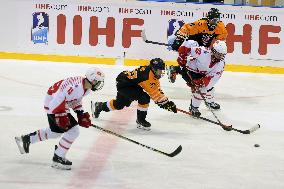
[15,137,25,154]
[51,162,71,170]
[137,124,151,131]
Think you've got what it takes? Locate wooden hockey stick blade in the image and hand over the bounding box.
[141,29,170,46]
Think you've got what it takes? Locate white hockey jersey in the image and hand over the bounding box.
[178,40,225,78]
[44,76,91,114]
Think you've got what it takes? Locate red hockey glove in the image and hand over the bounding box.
[55,113,70,130]
[177,46,191,67]
[77,112,91,128]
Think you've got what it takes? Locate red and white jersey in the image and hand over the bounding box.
[178,40,225,77]
[44,76,91,114]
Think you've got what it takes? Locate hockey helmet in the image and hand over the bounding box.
[207,8,221,30]
[85,67,105,91]
[212,40,227,60]
[149,58,165,79]
[207,8,221,20]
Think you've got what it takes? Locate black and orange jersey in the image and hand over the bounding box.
[116,66,168,104]
[176,19,228,48]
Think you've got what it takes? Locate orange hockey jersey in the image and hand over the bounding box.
[176,19,228,48]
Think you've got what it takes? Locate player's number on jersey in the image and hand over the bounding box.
[67,87,73,95]
[126,70,137,79]
[195,48,202,55]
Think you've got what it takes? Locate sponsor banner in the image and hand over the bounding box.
[0,1,283,67]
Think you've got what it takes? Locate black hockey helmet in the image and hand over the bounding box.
[149,58,165,79]
[207,8,221,30]
[207,8,221,20]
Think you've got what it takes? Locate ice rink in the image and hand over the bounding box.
[0,59,284,189]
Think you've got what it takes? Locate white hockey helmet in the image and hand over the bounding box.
[212,40,227,60]
[213,40,227,54]
[85,67,105,91]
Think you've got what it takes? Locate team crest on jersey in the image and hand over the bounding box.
[31,12,49,44]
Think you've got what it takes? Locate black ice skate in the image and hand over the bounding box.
[136,110,151,131]
[136,119,151,131]
[166,66,177,83]
[92,101,103,118]
[205,102,220,110]
[15,135,31,154]
[51,145,72,170]
[189,105,201,117]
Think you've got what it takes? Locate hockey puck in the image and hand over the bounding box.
[254,144,260,147]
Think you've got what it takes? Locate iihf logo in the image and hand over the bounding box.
[167,19,184,50]
[167,19,184,38]
[31,12,49,44]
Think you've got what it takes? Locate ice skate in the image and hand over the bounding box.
[92,101,103,118]
[136,119,151,131]
[136,110,151,131]
[205,101,220,110]
[51,145,72,170]
[15,135,31,154]
[189,105,201,117]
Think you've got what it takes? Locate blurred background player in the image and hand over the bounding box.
[15,67,105,170]
[176,40,227,117]
[91,58,177,131]
[168,8,228,83]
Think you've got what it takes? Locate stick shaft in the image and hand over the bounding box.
[177,108,258,134]
[92,124,181,157]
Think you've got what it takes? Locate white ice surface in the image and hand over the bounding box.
[0,59,284,189]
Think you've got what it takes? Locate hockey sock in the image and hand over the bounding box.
[30,127,62,144]
[55,126,79,158]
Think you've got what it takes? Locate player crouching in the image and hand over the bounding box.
[92,58,177,131]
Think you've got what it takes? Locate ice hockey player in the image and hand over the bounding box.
[15,67,105,170]
[168,8,228,83]
[176,40,227,118]
[92,58,177,131]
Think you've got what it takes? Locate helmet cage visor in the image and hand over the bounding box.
[87,78,104,91]
[212,48,226,60]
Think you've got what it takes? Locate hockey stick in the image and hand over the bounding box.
[141,29,170,46]
[91,124,182,157]
[177,108,260,134]
[196,89,224,125]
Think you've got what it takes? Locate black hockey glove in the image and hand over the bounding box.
[158,101,177,113]
[171,37,185,51]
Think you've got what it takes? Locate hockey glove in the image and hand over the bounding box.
[171,36,185,51]
[55,113,70,130]
[77,111,91,128]
[177,46,191,67]
[158,101,177,113]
